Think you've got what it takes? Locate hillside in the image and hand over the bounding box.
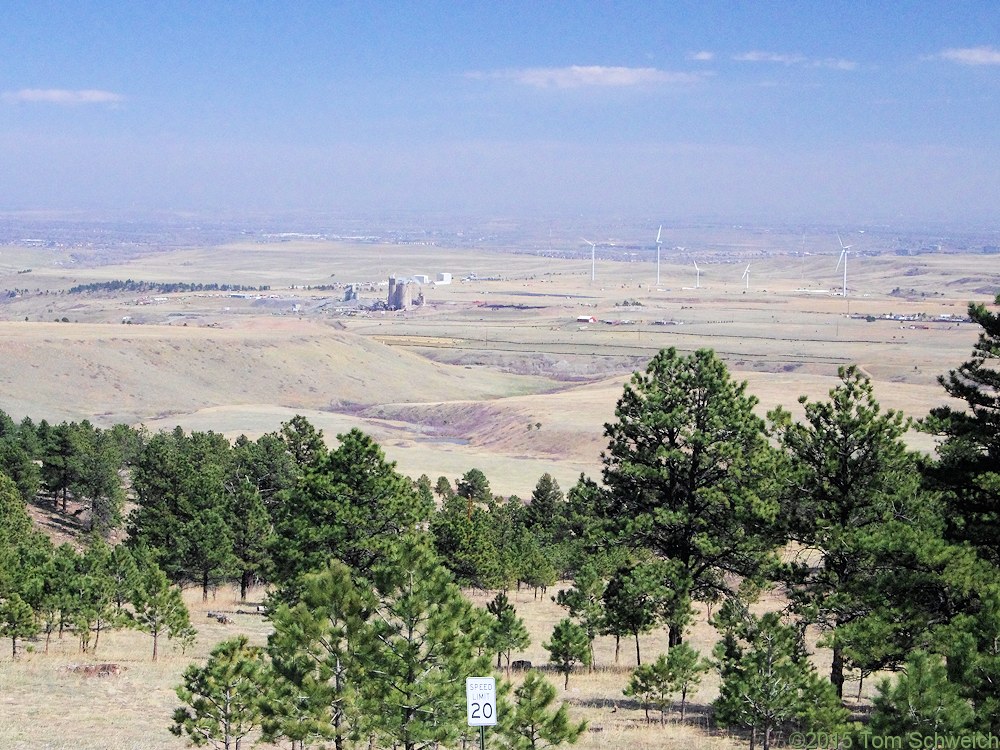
[0,318,560,426]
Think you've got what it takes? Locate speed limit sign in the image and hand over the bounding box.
[466,676,497,727]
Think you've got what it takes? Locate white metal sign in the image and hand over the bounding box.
[466,676,497,726]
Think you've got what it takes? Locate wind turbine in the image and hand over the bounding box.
[580,238,597,282]
[741,262,751,291]
[836,232,852,297]
[655,225,663,287]
[693,258,701,288]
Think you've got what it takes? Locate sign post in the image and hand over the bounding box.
[466,676,496,750]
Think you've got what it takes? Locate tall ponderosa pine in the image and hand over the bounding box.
[40,421,78,511]
[0,413,41,502]
[924,295,1000,566]
[603,347,782,646]
[524,473,563,538]
[128,428,237,600]
[279,415,327,469]
[225,432,302,599]
[71,423,126,536]
[270,429,427,600]
[431,491,518,590]
[769,365,933,697]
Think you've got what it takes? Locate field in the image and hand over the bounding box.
[0,231,997,748]
[0,234,993,494]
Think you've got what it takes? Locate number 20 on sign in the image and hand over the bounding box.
[466,677,497,727]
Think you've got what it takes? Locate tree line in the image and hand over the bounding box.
[66,279,271,295]
[1,296,1000,748]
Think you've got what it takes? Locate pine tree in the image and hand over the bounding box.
[924,295,1000,566]
[128,428,237,600]
[769,365,931,697]
[434,475,455,500]
[361,536,493,750]
[544,619,592,689]
[555,563,605,668]
[0,592,38,658]
[270,429,426,600]
[499,670,586,750]
[71,424,126,536]
[602,560,682,666]
[524,473,564,538]
[666,643,710,721]
[226,479,271,602]
[278,415,327,468]
[868,650,974,739]
[69,541,116,653]
[713,611,848,750]
[131,565,196,661]
[624,656,671,725]
[487,593,531,674]
[456,467,492,506]
[603,348,782,646]
[935,583,1000,734]
[263,561,370,750]
[172,636,266,750]
[624,645,708,725]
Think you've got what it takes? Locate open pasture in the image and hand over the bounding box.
[0,583,753,750]
[0,236,994,496]
[0,233,995,749]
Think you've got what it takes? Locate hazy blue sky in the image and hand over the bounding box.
[2,2,999,224]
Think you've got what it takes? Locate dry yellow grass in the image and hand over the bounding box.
[0,239,991,496]
[0,238,992,746]
[0,584,749,750]
[0,587,271,750]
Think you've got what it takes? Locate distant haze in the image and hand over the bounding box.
[2,4,999,224]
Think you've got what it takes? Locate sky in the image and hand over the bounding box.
[2,1,1000,225]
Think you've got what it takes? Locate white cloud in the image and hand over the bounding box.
[471,65,703,89]
[734,52,857,70]
[688,51,714,62]
[812,58,858,71]
[938,46,1000,65]
[735,51,807,65]
[2,89,124,105]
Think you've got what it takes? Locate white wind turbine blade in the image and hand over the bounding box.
[655,227,663,286]
[581,238,596,281]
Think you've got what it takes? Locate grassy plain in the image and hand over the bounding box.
[0,234,997,748]
[0,236,991,493]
